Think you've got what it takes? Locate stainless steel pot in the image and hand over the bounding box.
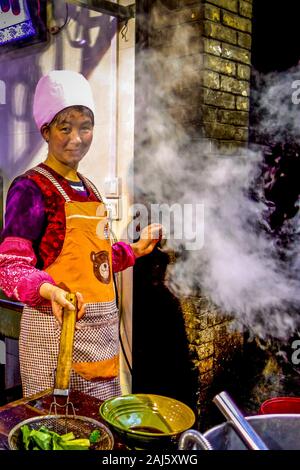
[202,414,300,450]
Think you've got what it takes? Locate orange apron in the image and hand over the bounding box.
[19,167,121,400]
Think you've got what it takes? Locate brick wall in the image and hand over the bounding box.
[202,0,252,152]
[181,295,244,428]
[147,0,253,153]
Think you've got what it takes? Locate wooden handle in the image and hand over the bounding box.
[54,293,77,394]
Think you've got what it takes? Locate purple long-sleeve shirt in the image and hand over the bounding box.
[0,177,135,306]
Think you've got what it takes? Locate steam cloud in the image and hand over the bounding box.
[251,66,300,142]
[133,14,300,341]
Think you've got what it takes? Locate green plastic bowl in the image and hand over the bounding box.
[99,394,195,449]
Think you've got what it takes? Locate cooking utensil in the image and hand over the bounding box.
[8,292,114,450]
[8,414,114,450]
[178,429,213,450]
[203,414,300,450]
[50,292,77,416]
[213,391,269,450]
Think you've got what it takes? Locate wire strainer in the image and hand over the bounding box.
[8,414,114,450]
[8,294,114,450]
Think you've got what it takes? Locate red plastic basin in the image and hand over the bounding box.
[260,397,300,414]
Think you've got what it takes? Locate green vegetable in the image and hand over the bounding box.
[60,438,91,450]
[21,425,31,450]
[89,429,102,444]
[60,432,76,441]
[20,425,91,451]
[30,430,52,450]
[52,438,64,451]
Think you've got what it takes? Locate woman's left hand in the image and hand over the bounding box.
[130,223,163,258]
[39,283,86,325]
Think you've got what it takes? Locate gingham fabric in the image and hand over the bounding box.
[19,302,121,400]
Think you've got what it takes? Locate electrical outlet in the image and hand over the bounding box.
[104,177,121,197]
[106,198,121,221]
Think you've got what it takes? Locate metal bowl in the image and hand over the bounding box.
[99,393,195,449]
[8,415,114,450]
[204,414,300,450]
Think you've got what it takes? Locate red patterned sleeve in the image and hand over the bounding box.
[0,237,56,306]
[111,242,136,273]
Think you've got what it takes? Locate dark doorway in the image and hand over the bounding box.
[132,251,197,410]
[250,0,300,231]
[251,0,300,73]
[248,0,300,400]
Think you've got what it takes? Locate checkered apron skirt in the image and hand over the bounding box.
[19,301,121,400]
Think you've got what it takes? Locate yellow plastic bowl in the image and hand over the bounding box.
[99,394,195,449]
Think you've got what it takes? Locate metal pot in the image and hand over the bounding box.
[203,414,300,450]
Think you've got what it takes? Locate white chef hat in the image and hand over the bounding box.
[33,70,95,131]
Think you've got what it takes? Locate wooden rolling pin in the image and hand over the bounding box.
[54,293,77,397]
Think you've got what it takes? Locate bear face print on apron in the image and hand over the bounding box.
[19,166,121,400]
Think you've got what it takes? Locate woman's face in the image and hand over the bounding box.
[42,108,94,169]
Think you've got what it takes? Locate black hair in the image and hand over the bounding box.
[49,105,94,127]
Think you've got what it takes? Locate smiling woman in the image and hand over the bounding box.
[0,69,162,401]
[41,107,94,171]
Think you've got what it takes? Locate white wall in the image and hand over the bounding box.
[0,2,135,393]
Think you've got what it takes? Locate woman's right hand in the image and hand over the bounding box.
[39,283,86,325]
